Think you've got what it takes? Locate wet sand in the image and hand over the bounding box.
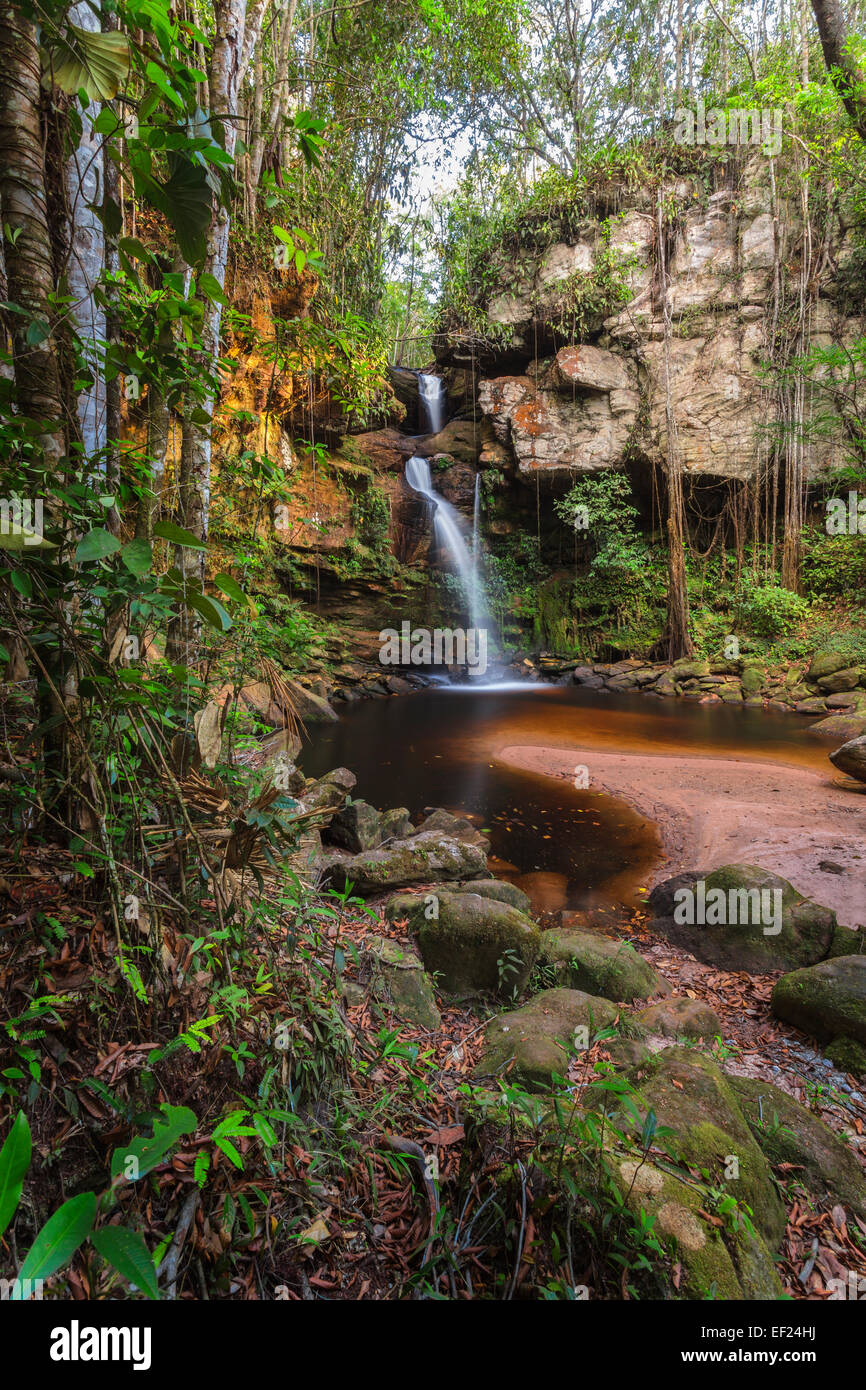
[498,743,866,928]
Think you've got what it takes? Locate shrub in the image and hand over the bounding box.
[733,580,810,638]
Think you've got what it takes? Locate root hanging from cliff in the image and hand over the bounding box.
[655,190,694,662]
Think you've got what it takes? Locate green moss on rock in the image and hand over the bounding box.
[539,928,668,1003]
[476,988,620,1091]
[611,1157,783,1300]
[451,879,532,912]
[771,955,866,1045]
[386,890,541,996]
[650,864,837,973]
[729,1074,866,1219]
[825,1036,866,1076]
[609,1048,787,1251]
[634,995,721,1040]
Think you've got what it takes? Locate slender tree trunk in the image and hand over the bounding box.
[246,45,264,226]
[65,2,107,463]
[169,0,266,661]
[102,77,122,534]
[270,0,299,172]
[0,4,66,466]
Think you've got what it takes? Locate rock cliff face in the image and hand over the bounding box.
[440,158,864,489]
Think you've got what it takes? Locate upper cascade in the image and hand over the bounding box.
[418,371,447,435]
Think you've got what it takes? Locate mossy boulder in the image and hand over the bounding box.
[450,879,531,912]
[826,922,866,959]
[817,667,863,693]
[301,767,356,817]
[601,1036,653,1070]
[362,936,441,1030]
[728,1074,866,1220]
[611,1157,783,1300]
[323,830,487,896]
[386,890,540,996]
[649,865,837,973]
[825,1037,866,1076]
[411,808,486,846]
[807,649,853,682]
[603,1048,787,1251]
[673,658,710,679]
[826,690,866,709]
[327,799,382,853]
[807,713,866,740]
[718,682,744,703]
[476,988,619,1090]
[740,665,765,696]
[795,697,829,714]
[379,807,413,840]
[771,955,866,1045]
[539,928,668,1003]
[634,995,721,1040]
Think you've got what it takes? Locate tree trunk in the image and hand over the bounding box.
[810,0,866,139]
[64,2,107,463]
[169,0,266,661]
[657,195,694,661]
[245,45,264,226]
[0,4,66,466]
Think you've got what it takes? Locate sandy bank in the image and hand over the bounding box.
[497,743,866,928]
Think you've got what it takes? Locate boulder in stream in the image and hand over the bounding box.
[807,712,866,740]
[450,879,531,912]
[829,733,866,783]
[379,807,414,840]
[411,808,487,847]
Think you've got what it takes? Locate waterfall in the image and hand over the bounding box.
[418,372,446,435]
[405,455,487,635]
[471,472,482,634]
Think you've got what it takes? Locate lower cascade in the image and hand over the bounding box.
[404,453,490,642]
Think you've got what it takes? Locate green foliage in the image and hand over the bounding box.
[801,530,866,601]
[555,472,646,577]
[350,482,391,546]
[732,578,810,639]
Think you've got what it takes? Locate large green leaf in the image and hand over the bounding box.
[0,526,56,552]
[75,528,121,563]
[158,156,213,267]
[121,539,153,576]
[199,272,228,306]
[44,25,130,101]
[214,573,256,613]
[153,520,208,551]
[0,1113,32,1239]
[92,1226,160,1300]
[15,1191,96,1294]
[185,591,232,633]
[110,1105,197,1184]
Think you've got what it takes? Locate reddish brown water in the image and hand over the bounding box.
[303,684,829,913]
